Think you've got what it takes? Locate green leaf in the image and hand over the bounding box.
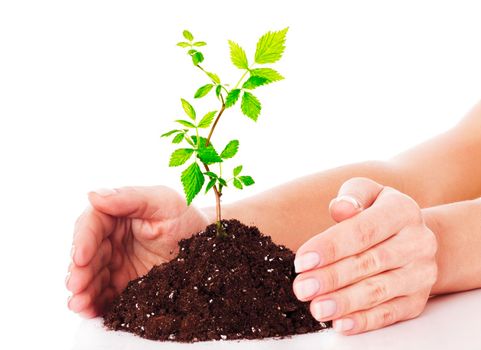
[180,98,196,120]
[215,85,222,98]
[204,171,218,179]
[172,133,185,144]
[207,72,220,84]
[169,148,194,167]
[193,41,207,47]
[250,68,284,82]
[218,178,228,187]
[188,49,197,55]
[233,165,243,176]
[161,129,180,137]
[239,175,255,186]
[228,40,249,69]
[184,135,194,146]
[181,162,204,205]
[198,111,217,128]
[183,30,194,41]
[220,140,239,159]
[233,178,243,189]
[192,51,204,65]
[194,84,213,98]
[254,27,289,64]
[205,177,217,193]
[225,89,241,108]
[197,145,223,165]
[242,76,269,89]
[241,91,261,121]
[175,119,196,128]
[177,42,191,48]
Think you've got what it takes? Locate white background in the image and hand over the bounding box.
[0,0,480,348]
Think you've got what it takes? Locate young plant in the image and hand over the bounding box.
[162,28,288,235]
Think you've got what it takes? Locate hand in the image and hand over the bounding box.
[293,178,438,334]
[66,186,209,318]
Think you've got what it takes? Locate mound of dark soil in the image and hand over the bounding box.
[103,219,330,342]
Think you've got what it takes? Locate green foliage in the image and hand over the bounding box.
[162,28,287,212]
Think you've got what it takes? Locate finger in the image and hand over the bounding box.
[88,186,187,220]
[72,207,115,267]
[295,187,418,272]
[68,267,110,313]
[67,239,112,294]
[329,177,383,222]
[332,295,425,335]
[293,226,421,301]
[309,265,429,322]
[78,287,116,318]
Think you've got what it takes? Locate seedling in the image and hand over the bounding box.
[162,28,288,235]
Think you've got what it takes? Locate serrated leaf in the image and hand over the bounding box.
[193,41,207,47]
[192,51,204,65]
[242,76,269,89]
[172,133,185,144]
[204,171,218,179]
[254,28,289,64]
[161,129,180,137]
[181,162,204,205]
[194,84,213,98]
[207,72,220,84]
[215,85,222,98]
[175,119,196,128]
[241,91,261,121]
[205,177,217,193]
[169,148,194,167]
[197,146,223,165]
[183,30,194,41]
[177,42,191,48]
[220,140,239,159]
[225,89,241,108]
[218,178,227,187]
[180,98,196,120]
[233,178,243,189]
[250,68,284,82]
[233,165,243,176]
[198,111,217,128]
[228,40,249,69]
[239,175,255,186]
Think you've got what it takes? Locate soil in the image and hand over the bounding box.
[103,219,330,342]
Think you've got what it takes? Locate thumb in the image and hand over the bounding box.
[329,177,384,222]
[87,186,187,220]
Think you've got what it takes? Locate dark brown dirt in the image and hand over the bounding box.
[103,219,330,342]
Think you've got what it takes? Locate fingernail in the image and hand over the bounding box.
[331,195,363,210]
[70,245,76,260]
[65,271,71,288]
[312,299,337,320]
[91,188,117,197]
[334,318,355,332]
[294,278,320,299]
[67,295,72,309]
[294,252,321,273]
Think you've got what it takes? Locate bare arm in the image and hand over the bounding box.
[206,100,481,250]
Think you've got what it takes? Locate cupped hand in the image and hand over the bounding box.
[293,178,438,334]
[66,186,209,318]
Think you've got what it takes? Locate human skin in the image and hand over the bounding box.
[67,101,481,332]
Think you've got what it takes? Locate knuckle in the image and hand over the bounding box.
[322,239,338,262]
[356,250,382,275]
[380,305,397,326]
[323,267,340,291]
[367,279,389,305]
[356,216,379,247]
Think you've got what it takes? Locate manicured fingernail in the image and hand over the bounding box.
[92,188,117,197]
[294,278,320,299]
[70,245,76,260]
[294,252,321,273]
[312,299,337,320]
[67,295,72,309]
[331,195,363,210]
[65,271,71,288]
[334,318,355,332]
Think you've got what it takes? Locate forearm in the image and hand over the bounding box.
[208,160,433,250]
[423,198,481,295]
